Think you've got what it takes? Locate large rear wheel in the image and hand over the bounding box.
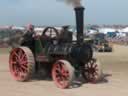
[52,60,75,89]
[9,47,35,81]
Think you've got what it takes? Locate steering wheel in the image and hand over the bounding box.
[42,27,59,39]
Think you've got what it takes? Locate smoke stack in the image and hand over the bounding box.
[74,6,84,44]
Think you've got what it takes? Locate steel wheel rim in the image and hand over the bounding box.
[84,59,100,83]
[52,61,70,89]
[9,48,28,81]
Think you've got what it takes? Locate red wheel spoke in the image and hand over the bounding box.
[12,65,17,73]
[55,64,60,70]
[14,56,18,62]
[19,50,23,58]
[57,63,62,72]
[21,65,27,71]
[20,60,27,65]
[61,64,66,72]
[56,75,61,80]
[20,54,26,62]
[14,67,19,76]
[14,71,18,76]
[63,71,69,77]
[12,64,18,70]
[94,64,97,68]
[19,67,24,73]
[94,71,98,75]
[18,67,22,72]
[21,67,27,73]
[56,73,60,78]
[92,72,96,77]
[11,61,17,65]
[13,51,18,57]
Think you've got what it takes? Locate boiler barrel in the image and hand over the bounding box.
[70,44,93,63]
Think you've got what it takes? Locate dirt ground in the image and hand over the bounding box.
[0,45,128,96]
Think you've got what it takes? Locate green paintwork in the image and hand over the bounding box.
[35,39,43,54]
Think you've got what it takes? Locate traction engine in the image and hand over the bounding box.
[9,7,102,89]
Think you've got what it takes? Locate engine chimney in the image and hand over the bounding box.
[74,7,84,44]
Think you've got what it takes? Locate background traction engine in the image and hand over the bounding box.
[9,7,102,89]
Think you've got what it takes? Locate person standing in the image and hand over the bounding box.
[22,24,35,52]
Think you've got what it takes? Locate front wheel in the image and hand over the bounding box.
[82,58,103,83]
[52,60,75,89]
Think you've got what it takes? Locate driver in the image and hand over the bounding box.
[23,24,35,39]
[22,24,35,52]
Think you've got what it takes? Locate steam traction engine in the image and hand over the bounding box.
[9,7,102,89]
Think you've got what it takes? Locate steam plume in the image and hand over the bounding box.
[57,0,82,8]
[66,0,82,7]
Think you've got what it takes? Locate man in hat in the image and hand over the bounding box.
[24,24,35,38]
[21,24,35,52]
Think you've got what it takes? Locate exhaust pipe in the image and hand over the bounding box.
[74,6,84,44]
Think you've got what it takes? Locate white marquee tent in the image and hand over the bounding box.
[121,27,128,33]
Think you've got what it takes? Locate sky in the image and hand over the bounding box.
[0,0,127,26]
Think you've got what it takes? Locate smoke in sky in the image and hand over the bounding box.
[57,0,82,8]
